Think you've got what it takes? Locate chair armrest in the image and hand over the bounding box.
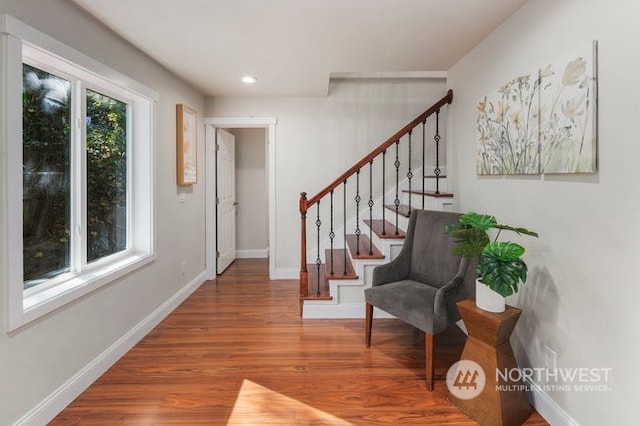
[433,276,464,317]
[433,257,473,317]
[372,253,410,286]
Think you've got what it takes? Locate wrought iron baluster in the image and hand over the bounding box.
[354,170,361,255]
[368,160,374,255]
[422,120,426,210]
[434,110,441,194]
[329,190,335,276]
[394,140,400,235]
[343,180,347,275]
[315,202,322,296]
[382,150,386,236]
[407,130,413,215]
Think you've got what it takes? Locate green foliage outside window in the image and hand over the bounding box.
[86,90,127,262]
[23,64,128,287]
[23,64,71,285]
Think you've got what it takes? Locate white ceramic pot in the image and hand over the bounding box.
[475,278,505,313]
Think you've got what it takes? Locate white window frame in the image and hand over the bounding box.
[1,15,157,331]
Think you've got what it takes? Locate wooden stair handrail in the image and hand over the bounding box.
[300,89,453,213]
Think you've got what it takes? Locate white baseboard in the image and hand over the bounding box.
[271,267,298,280]
[13,271,207,426]
[525,378,579,426]
[236,249,268,259]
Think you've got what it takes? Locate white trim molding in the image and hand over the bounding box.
[204,117,278,279]
[525,378,580,426]
[271,268,298,280]
[236,249,269,259]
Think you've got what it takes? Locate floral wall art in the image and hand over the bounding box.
[476,41,597,175]
[476,69,540,175]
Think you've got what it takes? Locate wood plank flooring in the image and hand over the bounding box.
[51,259,549,425]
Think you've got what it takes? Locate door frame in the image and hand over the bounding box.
[204,116,277,280]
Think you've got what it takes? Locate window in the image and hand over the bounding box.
[2,15,157,330]
[85,89,128,263]
[22,64,72,288]
[22,63,132,289]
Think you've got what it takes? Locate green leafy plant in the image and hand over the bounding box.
[445,212,538,297]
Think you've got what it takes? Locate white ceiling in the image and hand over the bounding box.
[70,0,529,97]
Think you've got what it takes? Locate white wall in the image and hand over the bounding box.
[207,77,448,275]
[447,1,640,424]
[0,1,206,424]
[231,128,269,256]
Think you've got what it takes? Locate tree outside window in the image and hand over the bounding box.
[86,89,127,263]
[23,64,71,286]
[23,64,128,288]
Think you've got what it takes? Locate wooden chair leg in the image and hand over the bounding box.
[365,303,373,347]
[425,332,434,391]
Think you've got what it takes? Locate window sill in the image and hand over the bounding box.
[10,252,155,332]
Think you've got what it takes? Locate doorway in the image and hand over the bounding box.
[204,117,277,280]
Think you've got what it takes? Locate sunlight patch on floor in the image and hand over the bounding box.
[227,379,353,425]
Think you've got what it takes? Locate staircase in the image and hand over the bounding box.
[298,90,454,317]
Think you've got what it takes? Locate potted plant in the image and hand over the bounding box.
[445,212,538,313]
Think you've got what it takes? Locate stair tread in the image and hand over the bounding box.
[324,248,358,279]
[402,189,454,198]
[364,219,406,239]
[384,204,411,218]
[302,264,332,300]
[346,234,385,259]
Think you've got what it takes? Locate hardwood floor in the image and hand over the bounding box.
[51,259,549,425]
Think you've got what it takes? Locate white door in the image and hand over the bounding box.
[216,129,236,274]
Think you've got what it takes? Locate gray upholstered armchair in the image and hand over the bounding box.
[364,209,477,390]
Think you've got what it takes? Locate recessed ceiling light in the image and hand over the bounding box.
[242,76,258,84]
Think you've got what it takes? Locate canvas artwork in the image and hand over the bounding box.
[476,41,597,175]
[177,104,198,185]
[539,42,597,173]
[476,69,540,175]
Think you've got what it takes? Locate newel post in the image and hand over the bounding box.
[299,192,309,315]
